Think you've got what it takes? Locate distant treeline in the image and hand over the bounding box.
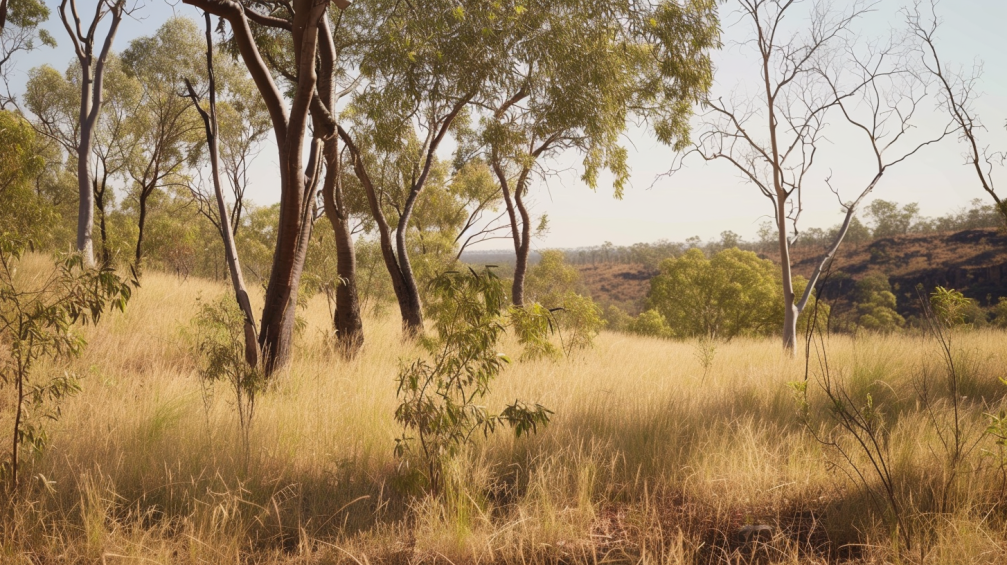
[464,199,1004,270]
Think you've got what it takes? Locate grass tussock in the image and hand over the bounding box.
[3,270,1007,563]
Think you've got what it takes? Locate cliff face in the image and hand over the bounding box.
[789,228,1007,315]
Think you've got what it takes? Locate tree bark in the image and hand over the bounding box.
[61,0,124,267]
[494,159,533,307]
[313,17,363,356]
[337,127,422,335]
[93,173,110,265]
[184,0,330,375]
[134,185,148,269]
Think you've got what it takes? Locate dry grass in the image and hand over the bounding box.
[3,269,1007,563]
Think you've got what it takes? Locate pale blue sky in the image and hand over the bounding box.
[13,0,1007,249]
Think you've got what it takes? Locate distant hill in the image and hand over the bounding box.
[792,228,1007,318]
[576,228,1007,318]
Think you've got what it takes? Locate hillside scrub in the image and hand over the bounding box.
[631,247,823,341]
[1,271,1007,562]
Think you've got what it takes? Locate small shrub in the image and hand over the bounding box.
[647,247,804,339]
[628,309,672,339]
[190,295,265,467]
[992,297,1007,329]
[601,304,633,332]
[553,292,605,355]
[509,302,559,360]
[395,269,551,493]
[930,286,986,328]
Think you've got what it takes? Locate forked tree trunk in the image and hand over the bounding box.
[313,18,363,356]
[321,139,364,354]
[338,128,423,336]
[61,0,124,267]
[494,158,533,307]
[185,0,332,375]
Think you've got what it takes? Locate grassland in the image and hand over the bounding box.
[3,270,1007,563]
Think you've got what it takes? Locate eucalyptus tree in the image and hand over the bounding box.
[24,56,140,264]
[336,0,526,335]
[184,11,259,369]
[0,0,54,107]
[121,17,207,271]
[680,0,952,353]
[309,13,365,354]
[181,0,349,375]
[481,0,719,307]
[57,0,127,267]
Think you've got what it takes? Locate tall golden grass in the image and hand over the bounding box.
[3,269,1007,563]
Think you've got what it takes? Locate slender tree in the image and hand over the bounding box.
[683,0,952,352]
[121,17,206,271]
[483,0,719,306]
[185,10,259,368]
[58,0,127,267]
[24,57,140,264]
[336,0,530,334]
[0,0,54,107]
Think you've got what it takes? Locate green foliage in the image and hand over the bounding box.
[554,292,605,355]
[853,273,905,333]
[866,200,919,239]
[627,309,673,339]
[524,250,604,354]
[0,111,51,244]
[525,250,582,306]
[394,269,551,493]
[639,0,721,151]
[647,248,780,340]
[993,297,1007,329]
[0,236,133,489]
[190,295,264,463]
[508,302,559,360]
[930,286,986,328]
[601,304,633,333]
[645,247,825,340]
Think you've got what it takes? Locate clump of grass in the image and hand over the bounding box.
[1,270,1007,563]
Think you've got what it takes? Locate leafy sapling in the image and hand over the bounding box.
[395,268,552,493]
[0,235,133,491]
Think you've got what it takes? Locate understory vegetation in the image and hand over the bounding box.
[1,269,1007,563]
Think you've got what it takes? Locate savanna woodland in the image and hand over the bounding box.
[5,0,1007,562]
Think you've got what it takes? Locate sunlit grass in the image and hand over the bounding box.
[3,269,1007,563]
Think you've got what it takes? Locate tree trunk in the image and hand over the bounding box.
[10,360,24,490]
[184,12,259,367]
[394,196,423,335]
[134,186,148,270]
[321,139,363,355]
[93,176,110,265]
[338,128,421,335]
[64,0,124,268]
[313,19,363,356]
[777,204,798,354]
[184,0,331,375]
[76,89,95,267]
[495,159,533,307]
